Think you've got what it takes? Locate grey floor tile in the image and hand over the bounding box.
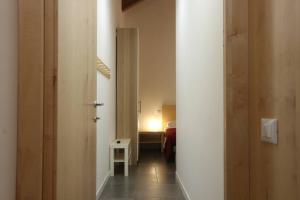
[99,150,185,200]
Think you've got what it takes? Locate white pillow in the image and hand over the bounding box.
[167,121,176,128]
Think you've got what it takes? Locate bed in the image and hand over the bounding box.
[164,126,176,161]
[162,105,176,161]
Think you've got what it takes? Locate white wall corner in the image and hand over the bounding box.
[176,172,191,200]
[96,172,110,200]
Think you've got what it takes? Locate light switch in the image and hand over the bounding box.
[261,118,278,144]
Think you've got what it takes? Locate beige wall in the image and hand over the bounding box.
[123,0,176,131]
[0,0,18,199]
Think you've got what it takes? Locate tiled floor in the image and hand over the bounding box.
[99,149,186,200]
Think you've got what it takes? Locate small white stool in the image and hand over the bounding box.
[110,139,131,176]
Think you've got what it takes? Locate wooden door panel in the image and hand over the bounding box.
[56,0,96,199]
[86,0,97,198]
[17,0,96,199]
[117,28,139,164]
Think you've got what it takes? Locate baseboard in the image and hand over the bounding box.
[176,172,191,200]
[96,172,110,200]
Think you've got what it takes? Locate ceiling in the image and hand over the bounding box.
[122,0,144,11]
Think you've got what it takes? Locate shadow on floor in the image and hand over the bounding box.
[99,149,185,200]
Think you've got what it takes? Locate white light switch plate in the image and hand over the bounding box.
[261,118,278,144]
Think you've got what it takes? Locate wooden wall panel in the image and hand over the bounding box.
[43,0,57,200]
[249,0,300,199]
[17,0,45,199]
[297,30,300,199]
[297,12,300,197]
[225,0,249,199]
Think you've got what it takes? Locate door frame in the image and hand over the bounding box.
[17,0,57,199]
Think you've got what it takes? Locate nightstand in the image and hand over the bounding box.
[139,131,165,152]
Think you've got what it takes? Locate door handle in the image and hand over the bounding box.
[94,101,104,107]
[94,117,100,122]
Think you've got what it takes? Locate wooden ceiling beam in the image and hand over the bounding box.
[122,0,144,11]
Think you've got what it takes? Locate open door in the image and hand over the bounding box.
[17,0,97,199]
[116,28,139,164]
[55,0,97,199]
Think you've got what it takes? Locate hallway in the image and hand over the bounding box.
[100,150,185,200]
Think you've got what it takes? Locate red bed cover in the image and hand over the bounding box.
[164,128,176,161]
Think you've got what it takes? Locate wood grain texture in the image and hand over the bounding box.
[224,0,249,199]
[117,28,139,165]
[297,20,300,198]
[122,0,144,10]
[249,0,300,199]
[18,0,96,199]
[56,0,96,199]
[43,0,57,199]
[17,0,44,199]
[86,0,97,198]
[297,10,300,197]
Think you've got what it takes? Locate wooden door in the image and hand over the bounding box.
[116,28,139,164]
[17,0,97,199]
[56,0,97,199]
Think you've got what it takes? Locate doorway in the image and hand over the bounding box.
[115,0,176,172]
[99,0,178,199]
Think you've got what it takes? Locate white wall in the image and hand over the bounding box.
[0,0,17,199]
[123,0,176,131]
[176,0,224,199]
[96,0,122,197]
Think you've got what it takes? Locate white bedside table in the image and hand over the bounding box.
[110,139,131,176]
